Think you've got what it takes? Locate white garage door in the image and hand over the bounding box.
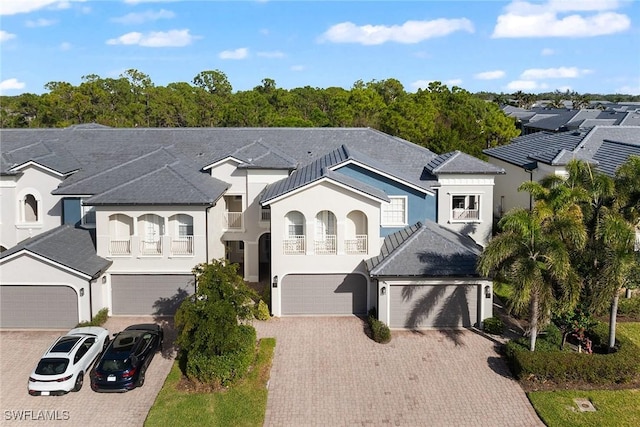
[281,274,367,315]
[1,285,78,329]
[111,274,195,315]
[390,284,479,329]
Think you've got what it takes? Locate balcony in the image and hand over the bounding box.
[259,207,271,228]
[315,235,337,255]
[109,239,131,256]
[140,239,162,256]
[345,235,368,254]
[171,236,194,256]
[283,236,305,255]
[452,208,479,221]
[226,212,243,230]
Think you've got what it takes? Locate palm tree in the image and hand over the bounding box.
[478,182,585,351]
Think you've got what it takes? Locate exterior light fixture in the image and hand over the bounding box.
[272,275,278,288]
[80,288,85,297]
[485,286,491,299]
[381,286,386,296]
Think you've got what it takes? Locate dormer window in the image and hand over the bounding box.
[451,194,480,221]
[23,194,39,222]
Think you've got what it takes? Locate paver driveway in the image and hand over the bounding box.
[255,316,543,427]
[0,317,175,427]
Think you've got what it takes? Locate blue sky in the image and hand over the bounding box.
[1,0,638,96]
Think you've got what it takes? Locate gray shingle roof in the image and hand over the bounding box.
[484,126,640,176]
[424,150,505,175]
[366,221,482,277]
[0,225,112,277]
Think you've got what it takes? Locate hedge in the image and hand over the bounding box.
[504,322,640,385]
[183,324,257,386]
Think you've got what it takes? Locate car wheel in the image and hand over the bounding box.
[136,369,145,387]
[73,372,84,392]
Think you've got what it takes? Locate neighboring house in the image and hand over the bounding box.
[502,106,640,135]
[484,125,640,248]
[0,126,503,329]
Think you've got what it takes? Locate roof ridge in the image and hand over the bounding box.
[373,222,423,272]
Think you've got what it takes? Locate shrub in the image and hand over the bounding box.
[504,321,640,386]
[366,308,391,344]
[183,325,256,387]
[255,300,271,321]
[483,317,504,335]
[76,307,109,327]
[618,295,640,319]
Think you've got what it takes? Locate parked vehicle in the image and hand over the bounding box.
[28,326,110,396]
[90,324,163,392]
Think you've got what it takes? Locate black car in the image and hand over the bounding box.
[90,324,163,392]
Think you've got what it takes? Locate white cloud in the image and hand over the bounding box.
[319,18,474,45]
[219,48,248,60]
[111,9,175,25]
[493,0,630,38]
[0,78,26,93]
[410,79,462,91]
[615,84,640,95]
[26,18,56,27]
[0,0,77,16]
[506,80,548,91]
[124,0,175,4]
[290,65,305,72]
[541,48,555,56]
[474,70,505,80]
[106,29,197,47]
[446,79,463,87]
[521,67,592,79]
[59,41,71,50]
[0,30,17,42]
[257,50,285,59]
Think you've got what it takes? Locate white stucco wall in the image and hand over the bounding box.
[95,206,210,274]
[267,180,383,316]
[0,253,93,323]
[0,166,63,249]
[436,176,496,246]
[490,159,533,217]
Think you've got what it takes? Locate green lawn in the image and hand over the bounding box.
[528,322,640,427]
[145,338,275,427]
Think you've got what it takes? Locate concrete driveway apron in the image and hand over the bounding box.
[255,316,543,427]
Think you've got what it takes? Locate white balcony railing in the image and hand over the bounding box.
[452,208,479,221]
[315,235,337,255]
[345,235,368,254]
[226,212,243,230]
[171,236,194,256]
[140,239,162,256]
[109,239,131,256]
[283,236,305,254]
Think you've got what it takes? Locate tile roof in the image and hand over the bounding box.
[365,221,482,277]
[0,225,112,277]
[424,150,505,175]
[484,126,640,176]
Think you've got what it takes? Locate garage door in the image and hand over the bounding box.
[390,285,479,329]
[1,285,78,329]
[281,274,367,315]
[111,274,195,315]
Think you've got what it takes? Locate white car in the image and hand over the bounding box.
[28,326,110,396]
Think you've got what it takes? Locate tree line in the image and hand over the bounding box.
[0,69,524,158]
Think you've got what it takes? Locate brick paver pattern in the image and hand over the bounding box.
[256,317,544,427]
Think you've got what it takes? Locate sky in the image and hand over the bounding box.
[1,0,639,96]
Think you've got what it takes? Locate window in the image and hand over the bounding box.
[315,211,337,254]
[74,338,95,364]
[23,194,39,222]
[381,196,407,226]
[138,214,165,255]
[81,203,96,227]
[286,211,304,237]
[173,214,193,237]
[451,194,480,221]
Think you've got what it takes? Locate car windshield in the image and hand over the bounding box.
[111,332,139,352]
[99,358,131,373]
[35,358,69,375]
[51,336,81,353]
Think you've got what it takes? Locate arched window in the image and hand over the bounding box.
[315,210,336,254]
[23,194,38,222]
[138,214,165,255]
[346,210,368,254]
[109,214,133,255]
[169,214,194,255]
[284,211,305,254]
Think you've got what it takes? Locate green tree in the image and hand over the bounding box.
[175,259,257,384]
[478,181,585,351]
